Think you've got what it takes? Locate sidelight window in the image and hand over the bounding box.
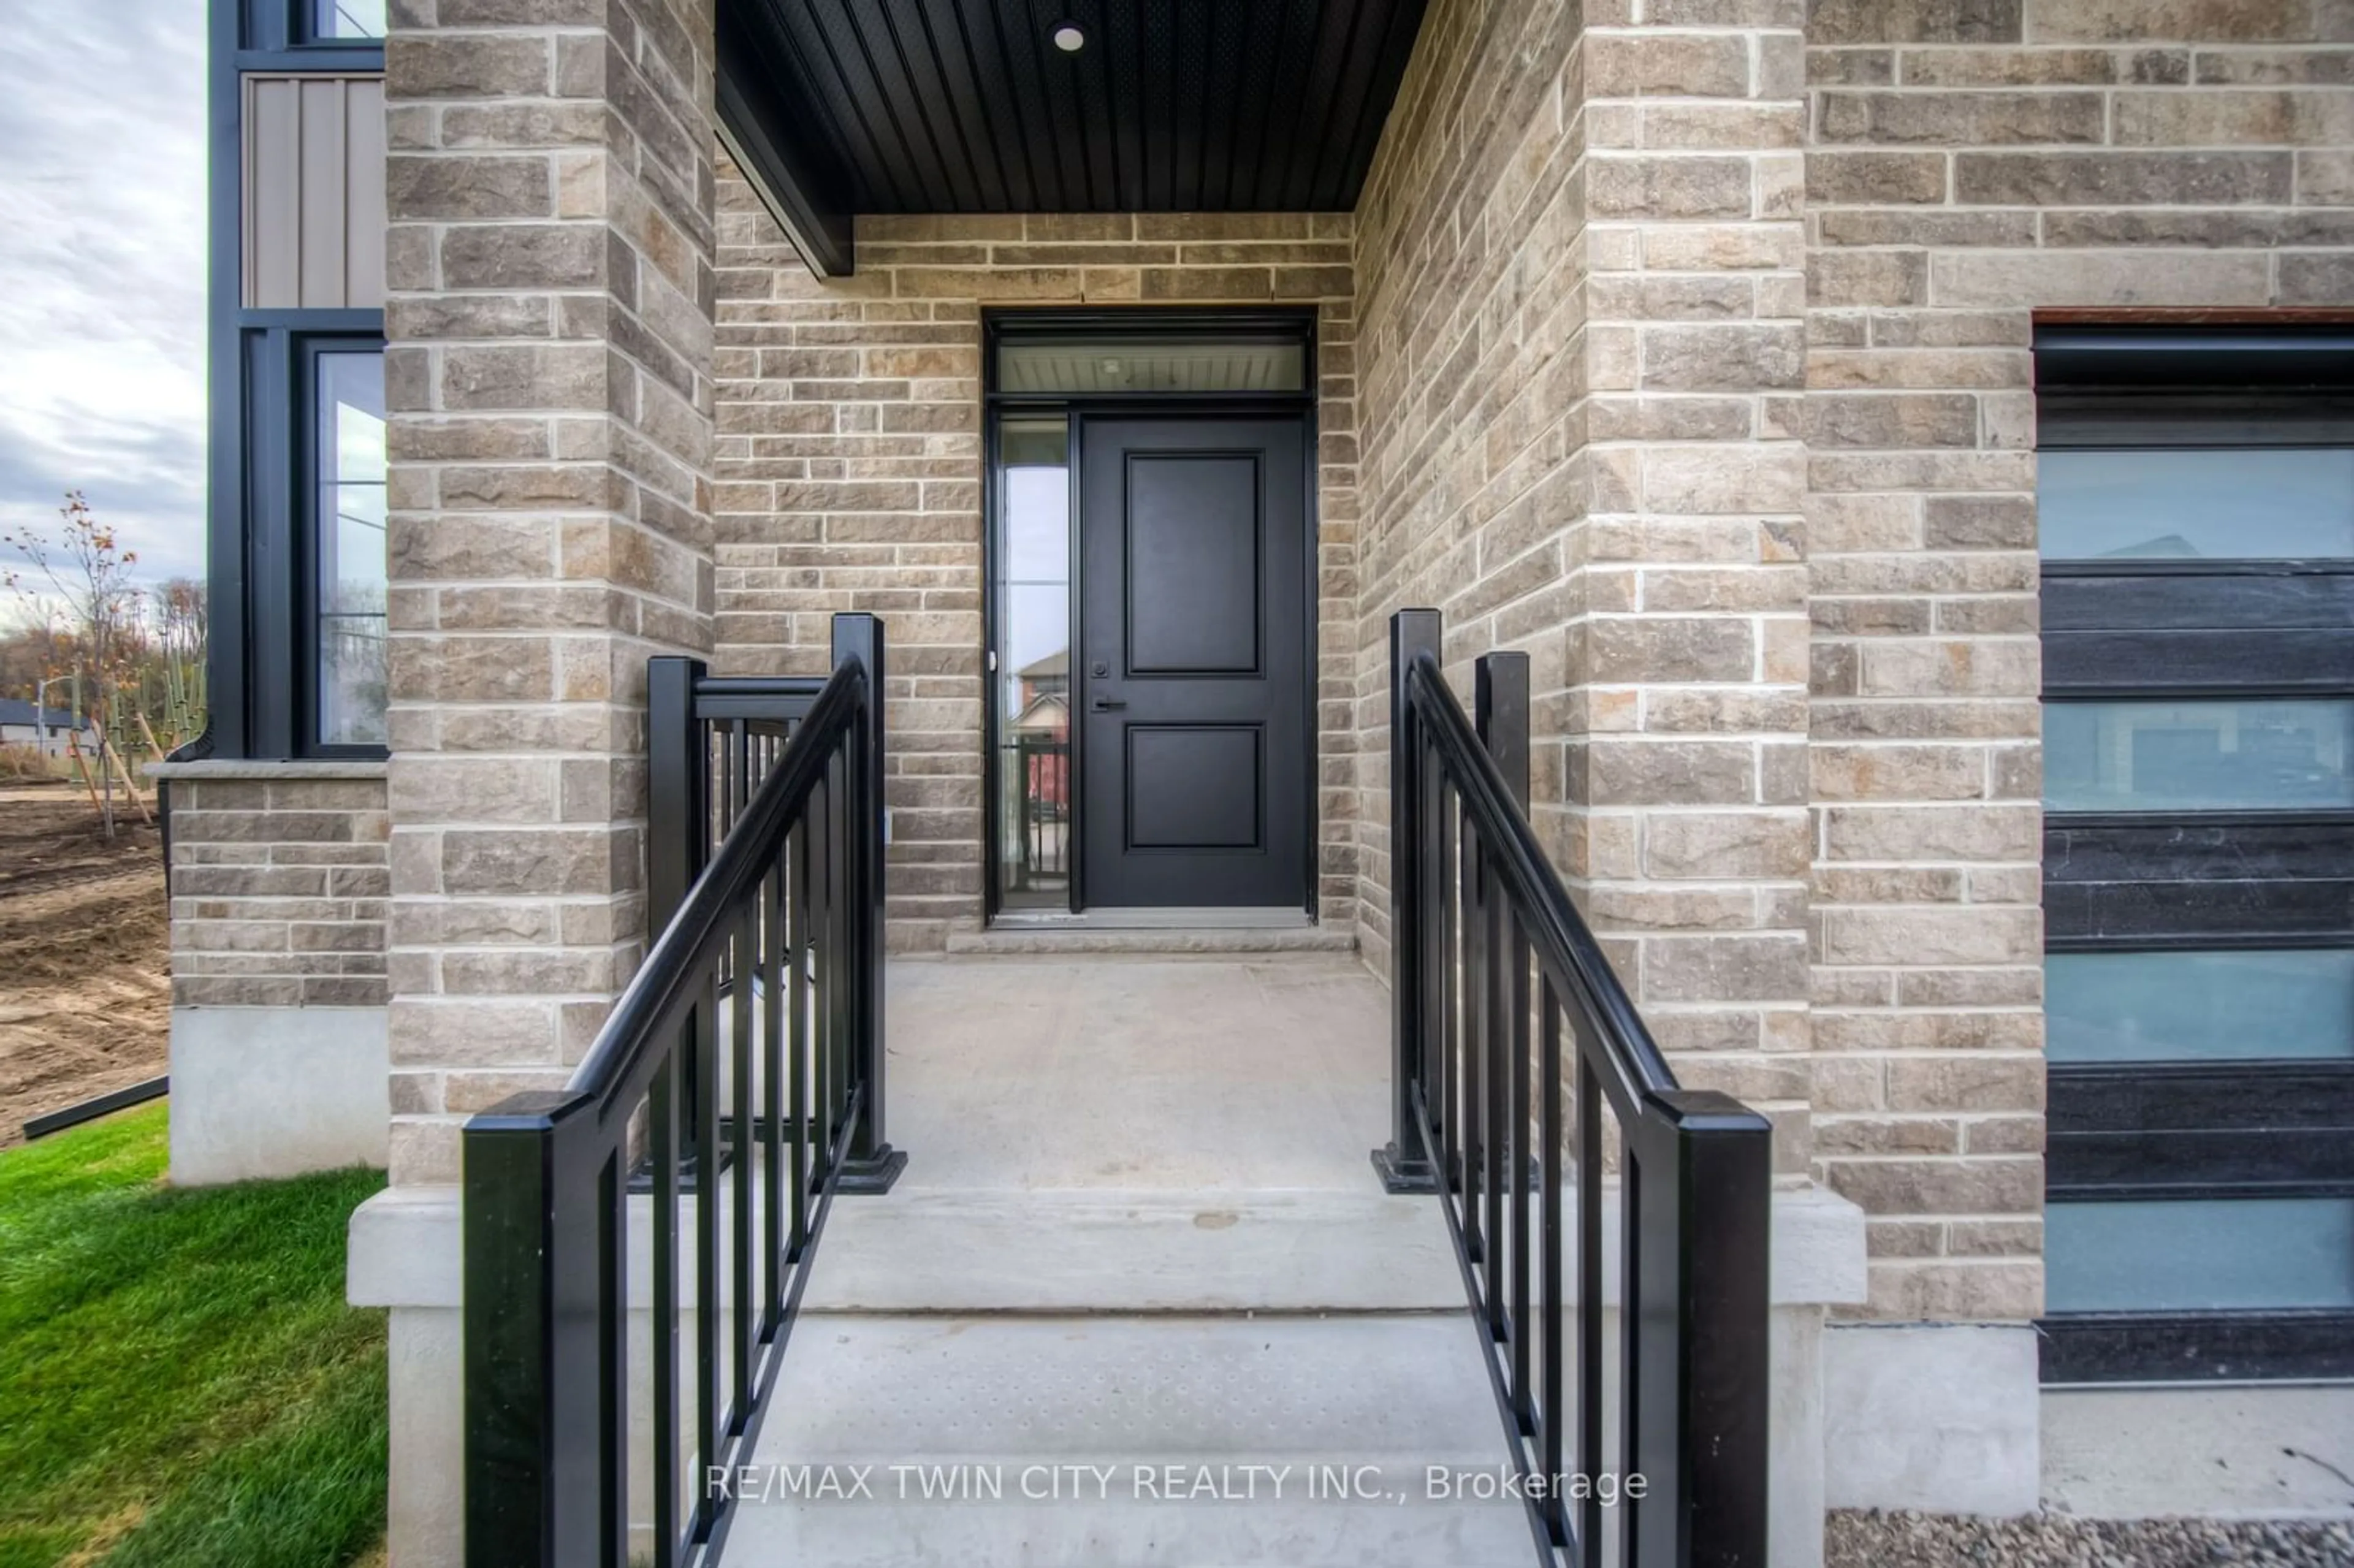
[991,417,1073,910]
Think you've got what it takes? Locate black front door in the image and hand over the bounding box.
[1078,415,1310,909]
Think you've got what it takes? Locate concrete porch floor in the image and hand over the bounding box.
[806,953,1465,1313]
[729,952,1530,1566]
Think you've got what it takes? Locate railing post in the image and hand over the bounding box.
[831,612,906,1192]
[1374,607,1443,1193]
[463,1089,617,1568]
[1628,1093,1773,1568]
[1475,651,1529,812]
[647,655,710,939]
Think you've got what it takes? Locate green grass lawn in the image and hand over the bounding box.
[0,1104,387,1568]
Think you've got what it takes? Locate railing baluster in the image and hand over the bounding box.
[1484,881,1506,1333]
[693,976,720,1539]
[827,749,851,1152]
[1420,743,1444,1154]
[788,820,810,1261]
[812,770,834,1169]
[600,1152,626,1566]
[1507,915,1530,1422]
[1436,767,1457,1190]
[1540,994,1565,1552]
[1463,810,1485,1267]
[730,904,755,1430]
[650,1047,681,1566]
[1620,1145,1644,1568]
[762,860,786,1333]
[1577,1051,1603,1566]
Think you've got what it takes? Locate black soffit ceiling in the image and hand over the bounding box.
[718,0,1431,275]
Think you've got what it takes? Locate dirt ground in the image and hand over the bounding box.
[0,783,170,1147]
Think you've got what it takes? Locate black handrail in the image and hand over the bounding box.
[463,613,897,1568]
[1373,609,1772,1568]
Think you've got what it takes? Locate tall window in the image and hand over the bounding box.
[2037,326,2354,1383]
[991,417,1072,911]
[314,351,387,747]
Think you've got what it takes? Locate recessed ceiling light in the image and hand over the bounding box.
[1051,21,1086,53]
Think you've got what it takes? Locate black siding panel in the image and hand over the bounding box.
[2044,818,2354,944]
[2044,626,2354,693]
[2041,1311,2354,1383]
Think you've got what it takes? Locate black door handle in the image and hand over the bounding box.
[1092,697,1127,711]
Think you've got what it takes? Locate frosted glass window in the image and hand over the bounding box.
[2044,699,2354,812]
[2047,1198,2354,1313]
[315,0,386,39]
[997,338,1305,394]
[2047,950,2354,1064]
[2039,448,2354,561]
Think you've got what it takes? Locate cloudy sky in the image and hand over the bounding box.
[0,0,207,588]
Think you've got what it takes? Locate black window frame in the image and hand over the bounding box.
[2035,325,2354,1385]
[205,0,385,761]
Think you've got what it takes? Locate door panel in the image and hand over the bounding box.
[1127,454,1261,674]
[1081,416,1308,908]
[1127,725,1263,850]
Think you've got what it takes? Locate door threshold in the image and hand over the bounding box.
[990,907,1314,932]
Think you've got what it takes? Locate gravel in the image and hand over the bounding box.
[1827,1509,2354,1568]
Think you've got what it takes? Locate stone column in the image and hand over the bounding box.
[367,9,717,1557]
[1571,2,1815,1167]
[381,0,718,1187]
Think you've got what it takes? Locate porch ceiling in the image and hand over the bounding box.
[717,0,1429,276]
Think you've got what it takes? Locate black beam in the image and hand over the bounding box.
[717,2,855,278]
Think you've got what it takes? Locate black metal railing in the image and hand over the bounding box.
[647,649,903,1190]
[1373,609,1772,1568]
[463,613,901,1567]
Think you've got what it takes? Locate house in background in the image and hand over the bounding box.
[157,1,2354,1564]
[0,699,96,759]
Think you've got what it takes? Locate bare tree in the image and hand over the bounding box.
[4,493,143,836]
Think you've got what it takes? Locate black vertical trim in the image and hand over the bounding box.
[209,0,383,760]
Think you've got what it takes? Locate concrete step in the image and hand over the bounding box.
[806,1189,1463,1312]
[722,1314,1533,1567]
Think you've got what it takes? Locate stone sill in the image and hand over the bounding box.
[148,758,389,782]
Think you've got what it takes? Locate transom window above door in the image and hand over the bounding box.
[996,338,1307,396]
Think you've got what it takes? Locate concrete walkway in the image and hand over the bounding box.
[731,953,1528,1567]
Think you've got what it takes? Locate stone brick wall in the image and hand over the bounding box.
[382,0,718,1185]
[710,192,1362,948]
[1802,0,2354,1321]
[166,770,391,1008]
[1353,0,1819,1169]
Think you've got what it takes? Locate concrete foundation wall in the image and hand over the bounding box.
[169,1005,389,1184]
